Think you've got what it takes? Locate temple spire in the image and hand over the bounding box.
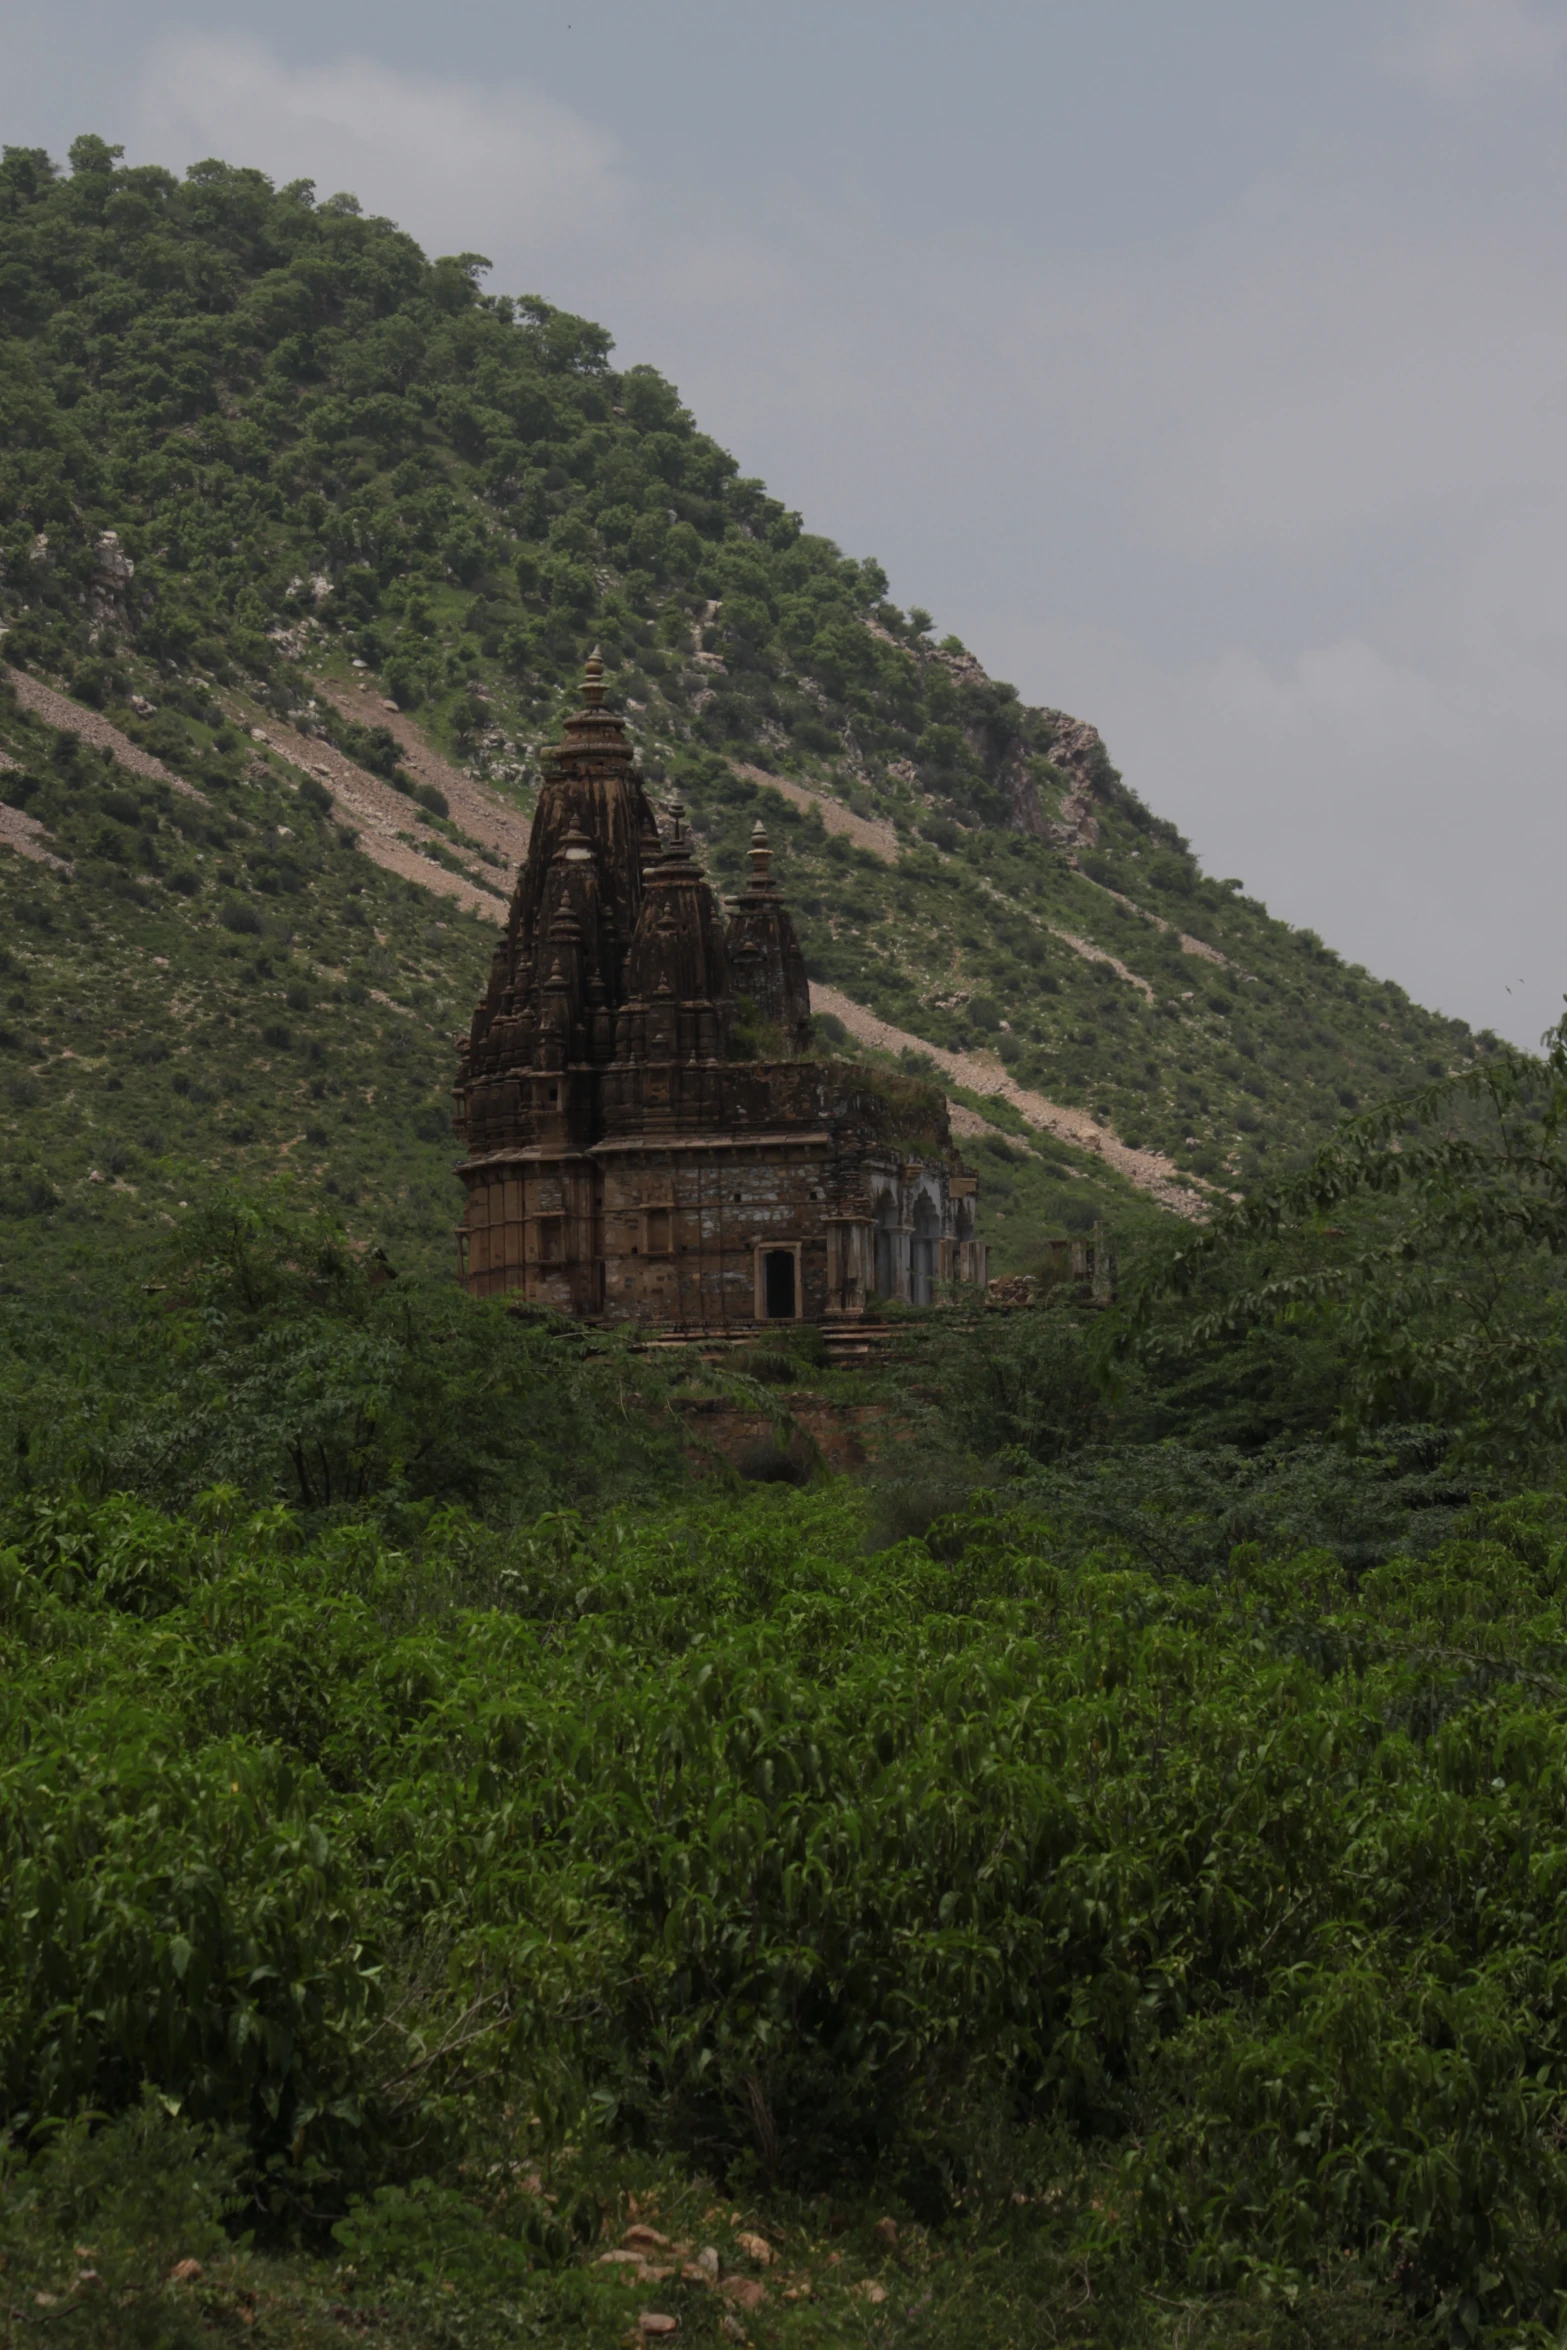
[723,813,812,1058]
[661,797,696,861]
[450,641,985,1321]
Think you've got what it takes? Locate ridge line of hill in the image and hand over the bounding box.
[0,140,1497,1290]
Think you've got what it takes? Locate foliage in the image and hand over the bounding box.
[0,2093,242,2347]
[3,1474,1567,2336]
[1120,1017,1567,1470]
[1008,1429,1473,1582]
[130,1189,677,1512]
[0,1187,682,1515]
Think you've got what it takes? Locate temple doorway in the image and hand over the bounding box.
[762,1249,797,1319]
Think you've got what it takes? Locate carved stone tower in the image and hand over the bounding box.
[726,821,812,1056]
[453,655,986,1325]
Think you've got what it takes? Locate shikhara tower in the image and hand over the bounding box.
[453,654,986,1326]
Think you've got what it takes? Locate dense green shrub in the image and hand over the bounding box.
[0,1189,686,1514]
[0,2093,242,2347]
[6,1477,1567,2331]
[1123,1014,1567,1471]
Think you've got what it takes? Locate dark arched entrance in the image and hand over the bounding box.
[911,1196,941,1306]
[874,1194,901,1302]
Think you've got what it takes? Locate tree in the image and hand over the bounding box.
[1118,1018,1567,1471]
[106,1188,679,1515]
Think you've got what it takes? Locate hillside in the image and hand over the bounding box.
[14,136,1567,2350]
[0,138,1488,1304]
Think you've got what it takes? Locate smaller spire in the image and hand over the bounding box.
[748,819,773,886]
[658,797,697,864]
[557,822,595,865]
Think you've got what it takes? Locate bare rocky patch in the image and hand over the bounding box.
[234,703,510,920]
[731,763,901,863]
[810,979,1209,1220]
[6,667,207,803]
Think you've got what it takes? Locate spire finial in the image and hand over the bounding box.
[748,819,772,884]
[581,647,606,709]
[664,797,688,849]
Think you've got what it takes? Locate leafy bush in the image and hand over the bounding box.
[1122,1014,1567,1472]
[5,1409,1567,2333]
[98,1192,685,1515]
[0,2093,242,2347]
[0,1726,381,2175]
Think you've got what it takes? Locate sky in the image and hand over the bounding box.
[8,0,1567,1043]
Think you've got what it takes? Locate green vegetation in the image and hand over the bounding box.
[0,1188,682,1513]
[0,1029,1565,2343]
[7,135,1567,2349]
[5,1453,1567,2346]
[0,661,489,1317]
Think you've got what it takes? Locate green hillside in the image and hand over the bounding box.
[0,137,1489,1303]
[15,136,1567,2350]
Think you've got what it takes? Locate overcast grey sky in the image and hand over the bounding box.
[9,0,1567,1041]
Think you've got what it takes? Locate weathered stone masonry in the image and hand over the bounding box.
[453,657,987,1328]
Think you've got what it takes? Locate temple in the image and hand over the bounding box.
[452,654,987,1328]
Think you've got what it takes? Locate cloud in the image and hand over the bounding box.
[915,169,1567,568]
[1384,0,1567,95]
[1008,571,1567,1044]
[129,33,628,271]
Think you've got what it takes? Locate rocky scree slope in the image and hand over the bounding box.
[0,138,1486,1294]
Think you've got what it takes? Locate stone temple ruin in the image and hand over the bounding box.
[452,655,988,1328]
